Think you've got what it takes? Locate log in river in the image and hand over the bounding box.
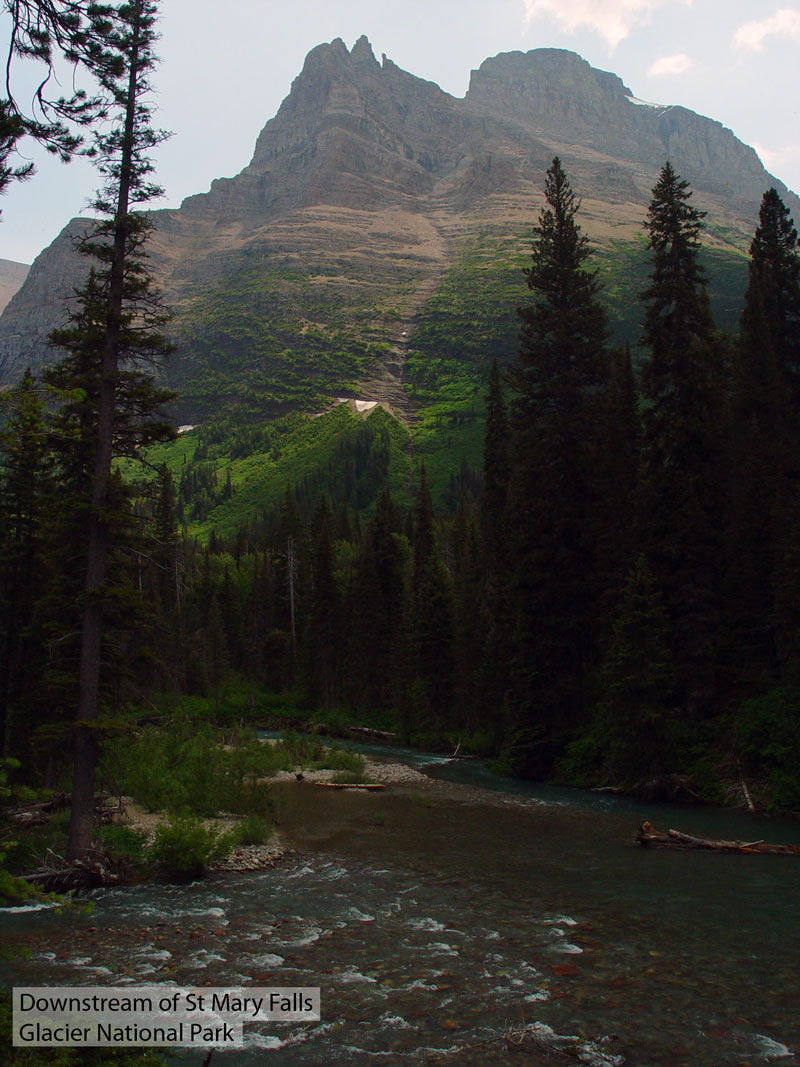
[635,820,800,854]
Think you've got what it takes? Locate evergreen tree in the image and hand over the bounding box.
[274,487,306,680]
[370,488,405,707]
[398,464,453,738]
[203,593,230,718]
[346,526,385,710]
[478,361,512,743]
[0,370,51,760]
[451,502,485,738]
[506,156,609,776]
[412,460,434,589]
[151,463,181,610]
[52,0,174,860]
[639,161,723,719]
[724,274,784,681]
[480,357,510,589]
[728,189,800,683]
[745,188,800,406]
[595,344,639,612]
[305,498,340,710]
[345,490,405,711]
[595,554,675,783]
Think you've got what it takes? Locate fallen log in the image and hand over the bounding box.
[344,726,397,743]
[8,792,123,826]
[314,782,385,791]
[8,792,71,821]
[20,849,121,892]
[635,821,800,854]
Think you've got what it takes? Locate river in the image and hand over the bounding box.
[2,745,799,1065]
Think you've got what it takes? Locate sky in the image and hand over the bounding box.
[2,0,800,265]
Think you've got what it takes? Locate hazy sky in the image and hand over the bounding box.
[2,0,799,264]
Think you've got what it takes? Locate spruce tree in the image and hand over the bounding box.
[274,487,306,680]
[400,463,453,738]
[305,497,340,710]
[506,157,609,776]
[745,188,800,406]
[152,463,181,608]
[451,503,485,738]
[595,344,639,611]
[51,0,174,860]
[481,357,510,579]
[478,361,512,743]
[412,460,434,589]
[725,258,784,681]
[595,554,675,784]
[0,370,51,760]
[371,488,405,706]
[346,526,384,710]
[347,489,404,710]
[639,161,723,719]
[732,188,800,683]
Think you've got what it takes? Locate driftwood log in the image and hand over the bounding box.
[344,725,397,743]
[8,792,71,825]
[8,792,123,827]
[20,848,121,893]
[314,782,385,791]
[635,821,800,855]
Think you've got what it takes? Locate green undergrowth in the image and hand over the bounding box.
[127,403,412,541]
[105,716,366,819]
[404,234,524,407]
[735,688,800,811]
[153,681,306,729]
[167,254,426,422]
[147,816,237,882]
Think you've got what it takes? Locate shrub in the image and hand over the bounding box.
[109,722,277,817]
[311,747,365,774]
[232,815,273,846]
[148,816,235,882]
[100,823,149,865]
[331,770,367,785]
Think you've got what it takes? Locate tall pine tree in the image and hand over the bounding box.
[731,189,800,684]
[639,161,723,719]
[0,370,52,763]
[506,157,609,777]
[52,0,175,860]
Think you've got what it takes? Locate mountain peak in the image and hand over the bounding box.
[350,34,379,69]
[465,47,631,123]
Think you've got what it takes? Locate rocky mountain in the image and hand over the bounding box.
[0,259,29,316]
[0,39,792,422]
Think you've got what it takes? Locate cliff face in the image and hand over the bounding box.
[0,41,791,413]
[0,223,88,381]
[0,259,29,316]
[464,49,773,208]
